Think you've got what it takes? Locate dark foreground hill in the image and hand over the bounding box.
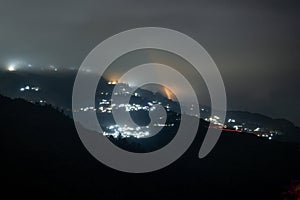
[1,94,300,200]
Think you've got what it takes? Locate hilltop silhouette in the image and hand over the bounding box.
[1,94,300,199]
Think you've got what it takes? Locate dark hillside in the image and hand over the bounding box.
[1,95,300,199]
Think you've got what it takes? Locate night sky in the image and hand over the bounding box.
[0,0,299,125]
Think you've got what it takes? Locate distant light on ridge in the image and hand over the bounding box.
[7,65,16,71]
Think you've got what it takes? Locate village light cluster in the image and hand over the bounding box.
[72,81,282,141]
[98,101,158,114]
[20,86,40,92]
[103,124,150,138]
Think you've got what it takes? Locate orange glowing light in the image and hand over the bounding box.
[108,81,118,85]
[164,87,174,100]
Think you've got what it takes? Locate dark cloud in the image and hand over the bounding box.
[0,0,299,125]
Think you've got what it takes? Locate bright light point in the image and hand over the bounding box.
[49,65,58,71]
[28,64,32,67]
[108,81,118,85]
[7,65,16,71]
[20,88,25,91]
[31,87,39,91]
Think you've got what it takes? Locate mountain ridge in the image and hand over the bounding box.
[1,93,300,199]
